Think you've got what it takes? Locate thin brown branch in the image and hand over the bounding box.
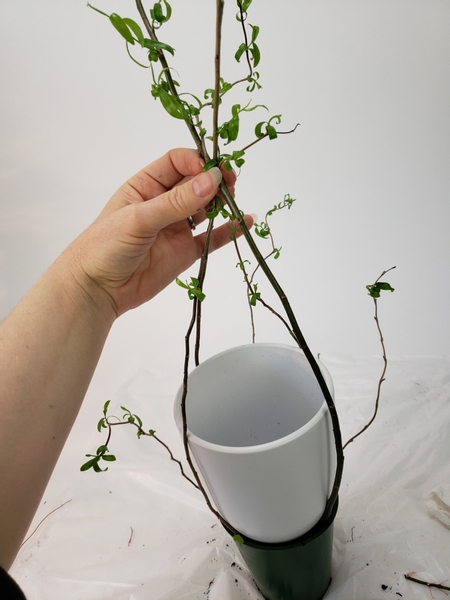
[20,500,72,548]
[232,236,257,342]
[405,572,450,592]
[213,1,224,160]
[233,235,297,344]
[239,123,301,154]
[180,298,240,536]
[237,1,253,76]
[108,420,198,489]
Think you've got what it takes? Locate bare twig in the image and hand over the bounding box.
[107,420,199,489]
[20,500,72,548]
[239,123,301,154]
[405,572,450,592]
[232,235,297,344]
[343,266,396,450]
[213,0,224,160]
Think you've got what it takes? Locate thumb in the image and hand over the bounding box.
[136,167,223,232]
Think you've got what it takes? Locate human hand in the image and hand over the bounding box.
[61,148,250,319]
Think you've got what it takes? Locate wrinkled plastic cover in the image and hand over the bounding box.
[11,355,450,599]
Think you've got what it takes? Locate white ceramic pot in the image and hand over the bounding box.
[174,343,336,543]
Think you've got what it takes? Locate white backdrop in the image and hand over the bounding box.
[1,1,450,598]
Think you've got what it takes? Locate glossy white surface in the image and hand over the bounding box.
[174,344,336,542]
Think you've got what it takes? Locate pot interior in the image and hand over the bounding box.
[184,344,327,448]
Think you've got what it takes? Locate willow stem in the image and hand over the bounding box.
[221,182,344,520]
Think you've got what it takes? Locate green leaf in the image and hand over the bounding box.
[122,18,144,46]
[175,278,189,290]
[109,14,135,45]
[152,2,164,23]
[235,42,247,63]
[143,39,175,56]
[249,284,261,306]
[366,281,395,298]
[246,71,262,92]
[250,42,261,67]
[250,24,260,43]
[157,88,186,120]
[202,158,220,172]
[255,222,270,238]
[92,460,105,473]
[378,282,395,292]
[103,400,111,416]
[236,259,251,270]
[96,445,108,455]
[266,124,277,140]
[102,455,116,462]
[233,534,244,544]
[151,0,172,25]
[80,458,96,472]
[97,418,106,433]
[205,205,220,219]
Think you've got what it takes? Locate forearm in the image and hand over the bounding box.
[0,250,115,568]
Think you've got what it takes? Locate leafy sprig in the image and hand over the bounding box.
[82,401,198,487]
[175,277,206,302]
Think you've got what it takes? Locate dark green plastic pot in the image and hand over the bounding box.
[226,498,338,600]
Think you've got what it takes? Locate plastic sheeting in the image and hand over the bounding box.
[10,354,450,599]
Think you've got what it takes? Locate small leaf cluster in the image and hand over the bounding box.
[205,197,234,220]
[176,277,206,302]
[80,445,116,473]
[248,283,261,306]
[254,193,296,259]
[217,102,266,146]
[255,115,282,141]
[150,0,172,29]
[88,3,175,63]
[80,400,116,472]
[235,23,260,68]
[366,281,395,298]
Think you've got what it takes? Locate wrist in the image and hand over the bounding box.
[51,244,118,330]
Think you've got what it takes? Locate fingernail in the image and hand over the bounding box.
[192,167,222,197]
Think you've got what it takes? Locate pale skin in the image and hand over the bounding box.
[0,148,249,570]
